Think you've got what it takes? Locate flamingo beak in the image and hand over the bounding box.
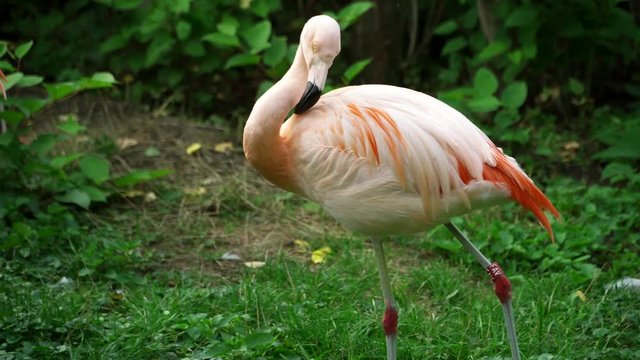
[294,81,321,114]
[294,61,329,114]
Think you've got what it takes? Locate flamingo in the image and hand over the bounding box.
[243,15,559,360]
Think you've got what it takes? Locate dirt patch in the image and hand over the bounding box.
[32,95,330,277]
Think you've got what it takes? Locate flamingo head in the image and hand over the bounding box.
[294,15,341,114]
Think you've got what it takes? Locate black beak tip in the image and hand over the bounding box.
[294,81,322,114]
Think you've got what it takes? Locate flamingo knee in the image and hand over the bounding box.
[486,262,512,304]
[382,304,398,335]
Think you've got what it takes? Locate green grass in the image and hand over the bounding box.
[1,173,639,359]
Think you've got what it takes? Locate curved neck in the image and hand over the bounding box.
[243,46,308,193]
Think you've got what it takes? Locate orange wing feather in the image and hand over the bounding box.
[481,145,560,240]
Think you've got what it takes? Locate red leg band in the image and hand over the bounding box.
[486,262,512,304]
[382,305,398,335]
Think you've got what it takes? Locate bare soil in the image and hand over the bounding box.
[32,94,317,277]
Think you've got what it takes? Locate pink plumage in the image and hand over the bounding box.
[243,15,558,360]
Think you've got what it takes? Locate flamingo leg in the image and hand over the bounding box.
[372,237,398,360]
[445,223,521,360]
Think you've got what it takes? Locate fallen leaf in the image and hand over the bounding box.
[214,141,233,153]
[294,239,311,252]
[144,146,160,157]
[560,141,580,162]
[57,276,74,286]
[184,187,207,196]
[222,252,241,261]
[186,143,202,155]
[311,246,332,264]
[575,290,587,302]
[201,177,217,186]
[144,192,157,202]
[123,190,145,198]
[117,137,139,150]
[244,261,266,268]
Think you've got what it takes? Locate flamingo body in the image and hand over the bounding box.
[243,15,559,360]
[266,84,558,236]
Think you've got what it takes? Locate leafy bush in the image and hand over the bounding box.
[0,40,168,260]
[4,0,373,115]
[422,0,640,181]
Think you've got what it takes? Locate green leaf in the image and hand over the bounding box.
[494,110,519,129]
[100,33,130,54]
[335,1,374,30]
[112,0,143,10]
[263,36,287,67]
[57,118,86,135]
[81,186,108,202]
[437,87,475,101]
[90,72,117,84]
[170,0,190,13]
[240,20,272,53]
[499,127,530,144]
[441,37,467,56]
[202,33,240,48]
[0,111,25,127]
[243,331,275,349]
[17,75,43,88]
[56,189,91,209]
[0,60,13,72]
[113,169,172,187]
[15,40,34,59]
[197,343,229,357]
[45,82,80,101]
[467,96,501,113]
[187,327,201,340]
[176,21,192,41]
[79,155,111,184]
[144,146,160,157]
[10,97,48,116]
[145,33,175,67]
[473,67,498,96]
[0,133,12,146]
[594,144,640,160]
[78,268,94,277]
[50,153,82,169]
[500,82,528,109]
[568,78,584,96]
[250,0,282,17]
[476,40,510,61]
[505,6,539,28]
[225,54,261,69]
[184,41,205,57]
[601,163,635,182]
[30,134,57,156]
[432,238,461,253]
[0,42,6,57]
[434,20,458,35]
[217,15,239,36]
[343,58,371,83]
[4,73,24,92]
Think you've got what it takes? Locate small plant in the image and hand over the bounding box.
[0,40,168,258]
